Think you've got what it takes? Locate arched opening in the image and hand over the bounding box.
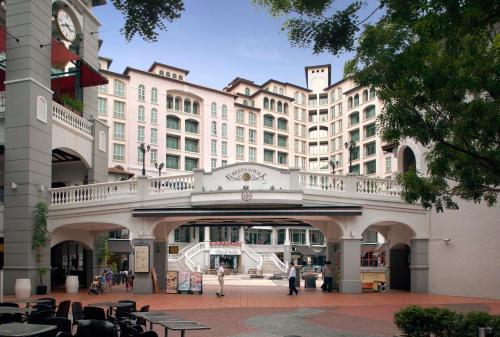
[51,240,92,290]
[51,148,90,188]
[402,147,416,173]
[390,243,411,290]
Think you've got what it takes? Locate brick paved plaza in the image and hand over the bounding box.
[5,278,500,337]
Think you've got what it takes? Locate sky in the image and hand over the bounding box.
[94,0,381,90]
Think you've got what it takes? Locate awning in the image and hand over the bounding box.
[80,60,108,87]
[51,38,80,69]
[51,75,77,97]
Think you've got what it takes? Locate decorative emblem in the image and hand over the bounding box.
[226,168,267,181]
[241,185,252,201]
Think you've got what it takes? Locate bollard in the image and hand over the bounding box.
[478,327,494,337]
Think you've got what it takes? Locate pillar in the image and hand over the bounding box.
[305,229,310,246]
[410,238,429,293]
[340,238,361,293]
[271,228,277,245]
[194,227,200,242]
[239,227,245,242]
[189,227,195,242]
[3,0,53,294]
[284,228,292,265]
[132,238,154,294]
[326,240,340,290]
[384,241,391,290]
[154,241,166,291]
[285,228,290,245]
[204,226,210,242]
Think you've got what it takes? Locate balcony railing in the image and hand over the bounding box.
[52,101,93,137]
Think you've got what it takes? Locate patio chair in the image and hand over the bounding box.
[135,305,149,327]
[0,302,19,307]
[28,309,53,324]
[0,302,23,324]
[56,319,116,337]
[138,331,158,337]
[115,300,135,320]
[71,302,83,326]
[56,300,71,318]
[45,316,72,335]
[83,306,106,321]
[39,297,57,310]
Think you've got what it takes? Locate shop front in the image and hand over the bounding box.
[209,242,242,274]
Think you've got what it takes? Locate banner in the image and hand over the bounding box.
[166,271,178,294]
[209,242,242,255]
[178,271,191,291]
[190,272,202,292]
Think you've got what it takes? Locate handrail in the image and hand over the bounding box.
[184,241,208,272]
[149,174,194,194]
[242,243,263,270]
[52,101,93,136]
[49,180,137,206]
[260,252,288,273]
[355,176,402,196]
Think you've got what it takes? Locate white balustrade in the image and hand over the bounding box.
[260,252,287,273]
[242,243,263,270]
[184,241,208,272]
[50,180,138,206]
[148,175,194,194]
[355,176,402,196]
[52,101,93,136]
[299,172,346,192]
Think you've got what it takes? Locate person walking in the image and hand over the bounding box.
[287,262,298,295]
[216,262,225,297]
[322,261,334,292]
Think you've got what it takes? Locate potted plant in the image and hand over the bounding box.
[33,202,49,295]
[58,93,84,116]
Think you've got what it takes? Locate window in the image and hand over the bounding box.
[98,97,107,116]
[279,88,283,95]
[138,84,145,101]
[193,101,199,114]
[165,72,171,78]
[166,155,179,169]
[174,97,181,111]
[236,127,244,142]
[270,99,275,110]
[113,101,125,118]
[137,148,144,163]
[277,152,287,165]
[221,123,227,137]
[236,145,244,160]
[277,135,287,148]
[151,128,158,144]
[249,129,256,144]
[385,157,392,173]
[264,115,274,128]
[310,230,324,245]
[263,97,270,109]
[264,132,274,145]
[98,84,107,94]
[166,116,180,130]
[185,138,199,153]
[222,141,228,156]
[166,135,179,150]
[185,157,198,171]
[354,94,359,106]
[179,75,183,80]
[349,112,359,125]
[211,102,217,117]
[369,87,376,99]
[290,229,306,245]
[350,129,360,142]
[273,85,277,93]
[249,113,256,126]
[172,73,178,79]
[364,160,376,175]
[351,164,360,174]
[249,147,256,161]
[184,99,191,113]
[150,108,158,124]
[167,95,173,109]
[211,121,217,136]
[113,143,125,161]
[236,110,244,124]
[113,122,125,140]
[319,95,328,105]
[364,141,376,157]
[185,120,199,133]
[211,139,217,155]
[277,101,283,113]
[222,104,228,119]
[364,123,376,138]
[348,97,353,109]
[363,89,368,102]
[151,87,158,104]
[264,149,274,162]
[211,158,217,170]
[113,80,125,97]
[351,146,360,161]
[364,105,376,120]
[245,87,250,95]
[150,149,157,165]
[159,70,164,76]
[138,105,145,122]
[137,126,145,142]
[277,118,287,131]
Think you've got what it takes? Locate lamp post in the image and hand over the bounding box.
[344,140,356,173]
[155,162,165,177]
[329,160,340,174]
[138,143,150,176]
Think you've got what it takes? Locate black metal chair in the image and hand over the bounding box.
[56,319,116,337]
[82,306,106,321]
[0,302,23,324]
[56,300,71,318]
[39,297,57,311]
[71,302,83,326]
[115,300,135,320]
[0,302,19,307]
[28,309,53,324]
[137,331,158,337]
[134,305,149,327]
[117,319,143,337]
[44,317,72,335]
[118,300,136,311]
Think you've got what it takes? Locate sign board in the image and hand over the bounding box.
[178,271,191,291]
[166,271,178,294]
[169,246,179,254]
[134,245,150,273]
[209,242,242,255]
[190,272,202,292]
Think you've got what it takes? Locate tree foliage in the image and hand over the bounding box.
[257,0,500,211]
[110,0,184,42]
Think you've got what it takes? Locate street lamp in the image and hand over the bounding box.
[155,162,165,177]
[344,140,356,173]
[329,160,340,174]
[138,143,150,176]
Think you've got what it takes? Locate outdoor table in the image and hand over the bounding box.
[0,322,57,337]
[10,299,52,309]
[0,307,33,315]
[159,320,210,337]
[130,312,183,330]
[89,301,133,316]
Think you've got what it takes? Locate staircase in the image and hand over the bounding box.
[259,252,288,275]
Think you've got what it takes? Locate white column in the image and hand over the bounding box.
[340,238,361,293]
[168,230,175,243]
[190,227,195,242]
[239,226,245,242]
[285,227,291,245]
[305,229,311,246]
[204,226,210,242]
[271,228,277,245]
[194,227,200,243]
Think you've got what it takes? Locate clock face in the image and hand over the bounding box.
[56,9,76,42]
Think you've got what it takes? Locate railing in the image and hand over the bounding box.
[184,241,208,272]
[148,175,194,194]
[50,180,137,206]
[52,101,93,136]
[242,243,263,270]
[300,173,346,192]
[0,92,5,113]
[356,176,402,197]
[260,252,288,273]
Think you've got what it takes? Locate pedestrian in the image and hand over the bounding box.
[216,262,225,297]
[321,261,334,292]
[287,262,298,295]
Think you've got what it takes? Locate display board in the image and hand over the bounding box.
[134,245,150,273]
[166,271,178,294]
[178,271,191,291]
[190,272,202,292]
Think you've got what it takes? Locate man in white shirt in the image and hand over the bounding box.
[216,262,225,297]
[288,262,298,295]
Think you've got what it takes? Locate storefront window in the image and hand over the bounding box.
[290,229,306,245]
[309,229,324,245]
[277,229,285,244]
[245,229,272,244]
